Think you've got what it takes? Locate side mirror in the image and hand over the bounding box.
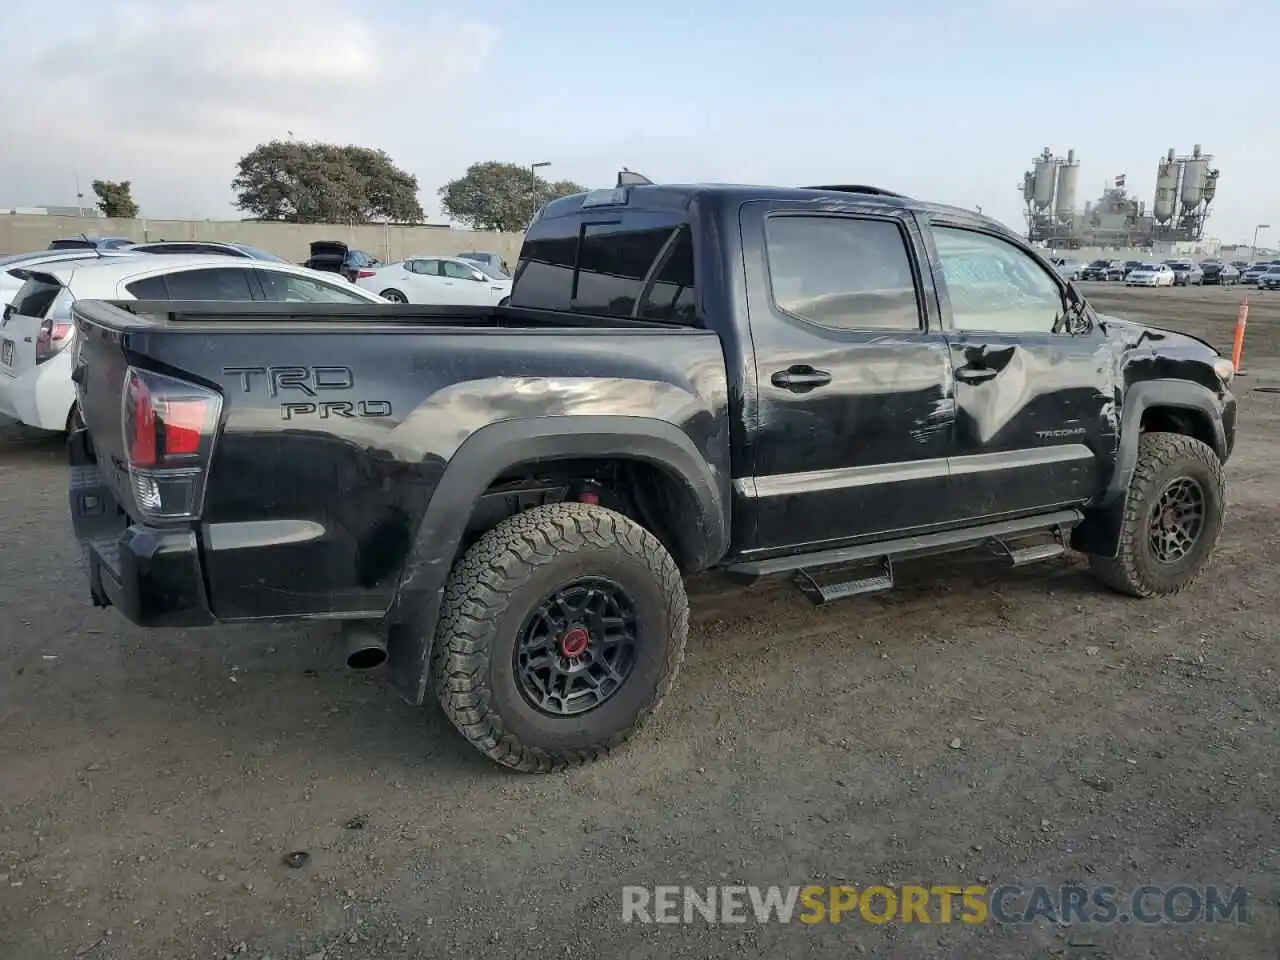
[2,304,12,324]
[471,271,486,282]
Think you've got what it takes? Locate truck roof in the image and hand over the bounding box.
[537,182,1015,238]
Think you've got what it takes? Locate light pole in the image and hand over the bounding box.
[1252,224,1270,261]
[530,161,550,178]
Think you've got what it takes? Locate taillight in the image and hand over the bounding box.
[356,270,376,279]
[35,289,76,365]
[122,367,222,522]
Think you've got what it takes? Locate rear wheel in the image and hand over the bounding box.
[380,288,408,303]
[431,502,688,772]
[1088,432,1224,598]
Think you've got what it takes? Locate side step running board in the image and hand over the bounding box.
[725,509,1083,579]
[1007,542,1067,566]
[795,559,895,605]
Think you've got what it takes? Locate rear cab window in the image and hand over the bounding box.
[514,205,698,325]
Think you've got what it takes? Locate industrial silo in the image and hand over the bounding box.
[1180,144,1209,211]
[1033,148,1057,213]
[1154,148,1179,224]
[1054,149,1079,222]
[1022,171,1036,205]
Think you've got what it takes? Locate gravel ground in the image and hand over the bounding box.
[1,285,1278,959]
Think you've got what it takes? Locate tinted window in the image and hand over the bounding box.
[157,267,256,300]
[125,276,170,299]
[640,228,696,324]
[407,259,441,276]
[442,260,482,280]
[573,221,673,317]
[257,270,372,303]
[10,275,64,317]
[932,227,1065,334]
[514,213,697,323]
[49,239,93,250]
[764,215,920,331]
[229,243,287,263]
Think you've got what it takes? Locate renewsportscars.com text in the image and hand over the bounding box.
[621,884,1249,926]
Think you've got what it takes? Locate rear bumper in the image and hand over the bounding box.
[0,349,75,432]
[68,430,215,628]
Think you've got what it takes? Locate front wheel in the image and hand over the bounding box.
[380,288,408,303]
[431,502,688,772]
[1088,432,1225,598]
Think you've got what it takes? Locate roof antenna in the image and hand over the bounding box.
[617,168,653,187]
[81,232,104,258]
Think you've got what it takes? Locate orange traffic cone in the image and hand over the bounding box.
[1231,298,1249,376]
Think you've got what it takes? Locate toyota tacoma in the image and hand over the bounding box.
[65,175,1238,771]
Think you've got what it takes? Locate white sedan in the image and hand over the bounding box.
[357,255,512,306]
[1125,263,1175,287]
[0,254,385,433]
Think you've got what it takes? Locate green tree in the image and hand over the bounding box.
[92,180,139,219]
[232,141,424,224]
[438,162,586,232]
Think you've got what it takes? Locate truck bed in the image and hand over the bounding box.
[69,298,732,630]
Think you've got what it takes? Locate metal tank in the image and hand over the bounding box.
[1054,149,1079,222]
[1180,144,1209,210]
[1022,171,1036,204]
[1203,168,1219,204]
[1154,148,1179,223]
[1033,148,1057,212]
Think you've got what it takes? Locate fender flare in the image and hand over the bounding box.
[384,415,729,704]
[1103,378,1227,505]
[1074,378,1228,559]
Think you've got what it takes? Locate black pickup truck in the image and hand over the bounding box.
[65,177,1238,772]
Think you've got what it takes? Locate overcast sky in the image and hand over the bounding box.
[1,0,1274,243]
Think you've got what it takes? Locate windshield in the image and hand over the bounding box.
[229,243,288,263]
[470,261,507,280]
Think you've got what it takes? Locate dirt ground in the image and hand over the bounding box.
[2,285,1278,959]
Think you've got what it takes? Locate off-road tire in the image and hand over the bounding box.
[1088,432,1225,598]
[431,502,688,772]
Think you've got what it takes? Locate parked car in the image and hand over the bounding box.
[130,240,289,262]
[0,249,140,307]
[1231,260,1252,274]
[47,236,135,251]
[1121,259,1146,280]
[1240,264,1269,285]
[1164,261,1203,286]
[1125,263,1175,287]
[1049,256,1083,281]
[1202,262,1240,286]
[355,256,513,305]
[1106,260,1129,281]
[1080,259,1111,281]
[1257,265,1280,291]
[64,179,1237,772]
[0,256,384,434]
[457,251,511,277]
[303,241,380,282]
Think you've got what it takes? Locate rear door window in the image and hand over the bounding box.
[125,267,257,300]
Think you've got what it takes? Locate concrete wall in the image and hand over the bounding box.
[0,215,526,265]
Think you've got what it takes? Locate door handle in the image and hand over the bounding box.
[954,365,999,384]
[771,366,832,391]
